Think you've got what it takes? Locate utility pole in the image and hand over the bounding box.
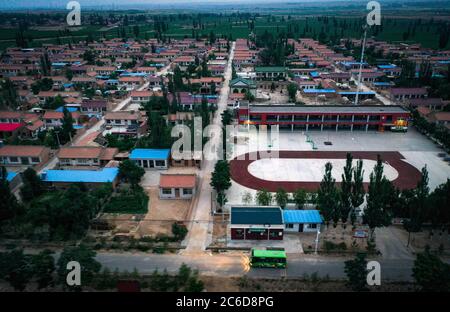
[314,229,321,255]
[355,25,368,106]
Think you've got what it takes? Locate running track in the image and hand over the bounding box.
[229,151,422,192]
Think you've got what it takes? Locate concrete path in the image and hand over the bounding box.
[375,227,415,260]
[181,42,235,254]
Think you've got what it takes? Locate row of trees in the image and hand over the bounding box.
[0,245,100,291]
[0,166,113,241]
[0,244,204,292]
[244,153,449,243]
[344,248,450,292]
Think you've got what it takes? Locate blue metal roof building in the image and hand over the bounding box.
[283,210,322,233]
[6,172,17,182]
[283,210,322,224]
[129,149,171,169]
[41,168,119,184]
[130,149,170,160]
[303,88,336,94]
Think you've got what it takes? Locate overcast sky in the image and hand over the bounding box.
[0,0,402,10]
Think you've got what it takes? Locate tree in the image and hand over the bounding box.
[351,159,365,224]
[200,96,210,127]
[317,162,340,226]
[20,168,44,202]
[405,166,429,246]
[57,245,101,290]
[242,191,253,205]
[0,249,33,291]
[293,189,307,209]
[0,79,18,109]
[427,179,450,232]
[27,185,96,240]
[275,188,289,208]
[412,247,450,292]
[287,83,298,102]
[119,159,145,187]
[256,189,272,206]
[65,68,73,81]
[172,223,188,241]
[210,160,231,207]
[221,109,233,126]
[31,249,55,289]
[344,253,369,291]
[363,155,394,238]
[340,153,353,224]
[0,166,22,221]
[61,107,75,143]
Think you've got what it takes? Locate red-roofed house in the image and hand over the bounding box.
[389,88,427,101]
[43,111,81,129]
[0,145,50,166]
[0,123,25,140]
[159,174,197,199]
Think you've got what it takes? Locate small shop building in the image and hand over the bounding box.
[159,173,197,199]
[230,206,284,240]
[283,210,322,233]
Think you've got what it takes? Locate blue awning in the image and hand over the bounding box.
[283,210,322,224]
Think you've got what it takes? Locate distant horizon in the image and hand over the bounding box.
[0,0,445,11]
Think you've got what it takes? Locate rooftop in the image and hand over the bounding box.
[129,148,171,160]
[160,174,196,188]
[283,210,323,224]
[0,145,48,157]
[248,105,409,114]
[41,168,119,183]
[230,206,283,225]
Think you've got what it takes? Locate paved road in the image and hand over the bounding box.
[182,42,235,254]
[375,227,415,260]
[95,252,416,281]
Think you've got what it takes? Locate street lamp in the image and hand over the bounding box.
[314,229,321,255]
[355,25,368,106]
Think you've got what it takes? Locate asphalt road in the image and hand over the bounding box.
[95,252,416,282]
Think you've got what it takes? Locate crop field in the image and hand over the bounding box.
[0,7,449,51]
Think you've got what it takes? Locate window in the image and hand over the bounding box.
[183,188,193,195]
[162,188,172,195]
[31,157,40,163]
[285,224,294,229]
[309,224,317,229]
[155,160,166,167]
[9,157,18,163]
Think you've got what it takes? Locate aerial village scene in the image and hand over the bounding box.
[0,0,449,293]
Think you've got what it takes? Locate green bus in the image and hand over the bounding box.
[250,248,287,268]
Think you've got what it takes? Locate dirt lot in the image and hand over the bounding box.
[99,213,141,235]
[136,188,191,237]
[318,223,370,253]
[211,214,230,246]
[405,227,450,252]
